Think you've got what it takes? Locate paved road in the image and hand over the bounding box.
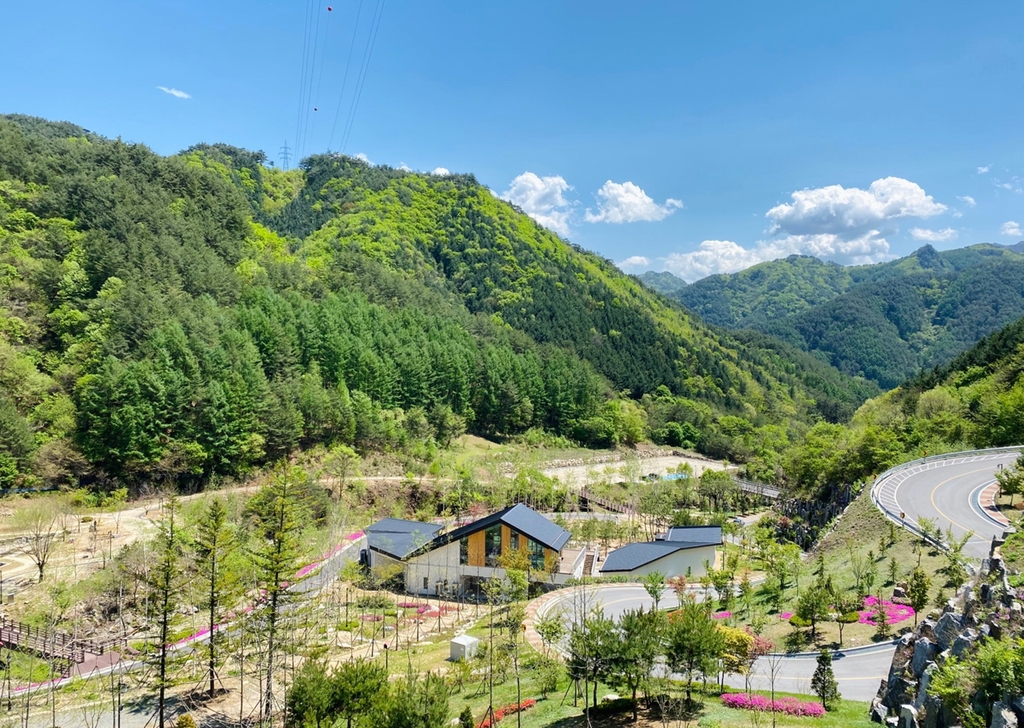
[533,585,894,702]
[873,451,1019,560]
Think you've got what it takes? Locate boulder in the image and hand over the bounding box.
[990,621,1004,641]
[923,696,943,728]
[933,612,964,650]
[918,619,937,642]
[915,663,937,710]
[992,701,1018,728]
[893,586,908,599]
[886,676,918,711]
[1012,695,1024,724]
[871,696,889,724]
[951,629,978,658]
[899,704,919,728]
[981,583,992,605]
[912,638,939,678]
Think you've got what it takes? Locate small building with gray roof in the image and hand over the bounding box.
[599,525,721,578]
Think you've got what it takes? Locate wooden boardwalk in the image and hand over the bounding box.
[0,617,112,675]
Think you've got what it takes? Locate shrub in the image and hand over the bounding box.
[721,693,825,717]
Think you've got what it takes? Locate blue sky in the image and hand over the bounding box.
[3,1,1023,280]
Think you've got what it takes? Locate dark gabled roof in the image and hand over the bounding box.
[365,519,443,560]
[600,540,716,573]
[664,525,722,546]
[441,503,571,552]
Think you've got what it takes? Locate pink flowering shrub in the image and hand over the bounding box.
[397,602,426,609]
[713,611,732,620]
[779,611,793,620]
[859,596,914,625]
[721,693,825,717]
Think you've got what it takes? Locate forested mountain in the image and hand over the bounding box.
[784,312,1024,492]
[637,270,687,297]
[0,115,874,490]
[642,245,1024,389]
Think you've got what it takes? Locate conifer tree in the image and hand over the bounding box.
[149,497,184,728]
[194,497,238,696]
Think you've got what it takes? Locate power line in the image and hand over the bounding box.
[293,0,316,164]
[340,0,386,153]
[327,0,365,151]
[298,2,326,158]
[279,142,292,171]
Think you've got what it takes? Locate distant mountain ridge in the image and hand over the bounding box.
[640,244,1024,389]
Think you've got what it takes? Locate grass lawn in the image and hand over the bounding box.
[503,691,873,727]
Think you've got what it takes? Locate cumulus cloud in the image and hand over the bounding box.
[659,233,895,282]
[910,227,958,242]
[431,167,450,176]
[766,177,945,238]
[354,152,373,164]
[501,172,574,236]
[157,86,190,99]
[978,165,992,174]
[957,195,977,207]
[618,256,650,270]
[397,162,412,171]
[647,177,952,282]
[1002,221,1023,237]
[584,181,682,224]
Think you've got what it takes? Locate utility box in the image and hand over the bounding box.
[449,634,479,662]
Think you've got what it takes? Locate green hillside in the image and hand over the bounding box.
[0,116,873,490]
[784,312,1024,492]
[642,245,1024,389]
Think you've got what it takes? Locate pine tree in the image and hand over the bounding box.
[811,649,839,710]
[249,470,302,722]
[194,497,238,696]
[149,497,184,728]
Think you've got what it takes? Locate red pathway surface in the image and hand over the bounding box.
[980,483,1011,526]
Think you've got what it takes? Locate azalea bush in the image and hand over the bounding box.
[721,693,826,717]
[859,596,914,625]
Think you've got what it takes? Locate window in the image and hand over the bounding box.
[423,577,429,591]
[529,539,545,570]
[460,537,469,565]
[509,531,520,551]
[484,525,501,566]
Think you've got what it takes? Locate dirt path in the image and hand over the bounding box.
[540,454,730,490]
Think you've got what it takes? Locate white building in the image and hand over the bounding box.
[599,525,722,579]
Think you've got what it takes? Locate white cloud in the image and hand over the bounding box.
[501,172,574,236]
[618,256,650,271]
[978,165,992,174]
[354,152,372,164]
[584,181,682,224]
[660,233,895,282]
[957,195,977,207]
[910,227,958,242]
[1001,221,1023,237]
[766,177,945,238]
[398,162,412,171]
[157,86,190,99]
[431,167,450,176]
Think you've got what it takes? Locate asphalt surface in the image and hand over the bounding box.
[534,585,894,702]
[873,451,1019,560]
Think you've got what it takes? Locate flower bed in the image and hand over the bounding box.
[859,596,914,625]
[397,602,426,609]
[721,693,825,717]
[477,699,537,728]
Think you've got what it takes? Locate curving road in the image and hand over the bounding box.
[872,450,1019,560]
[531,585,894,702]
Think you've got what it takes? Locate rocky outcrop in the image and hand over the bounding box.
[872,528,1020,727]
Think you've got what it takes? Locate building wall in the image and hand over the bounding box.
[604,545,717,579]
[467,530,485,567]
[405,541,463,596]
